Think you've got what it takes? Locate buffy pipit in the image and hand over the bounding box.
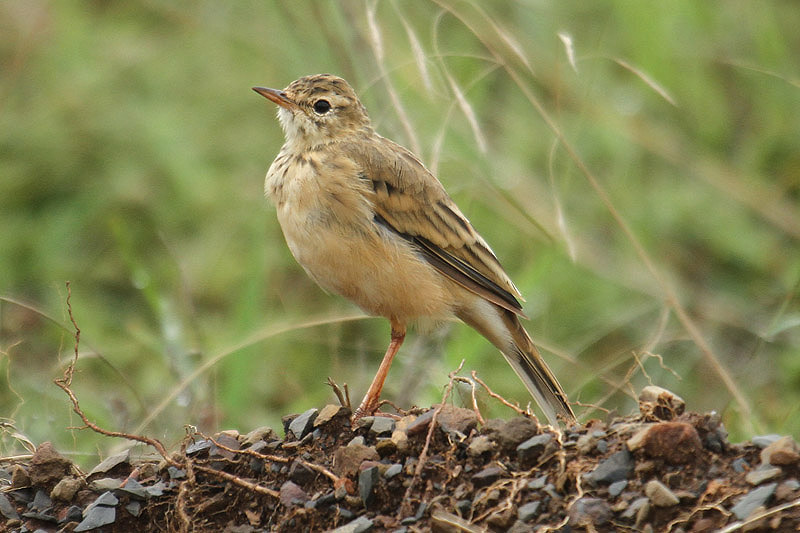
[254,74,575,426]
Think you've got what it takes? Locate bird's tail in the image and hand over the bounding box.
[457,302,575,427]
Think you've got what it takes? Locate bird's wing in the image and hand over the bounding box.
[346,136,526,316]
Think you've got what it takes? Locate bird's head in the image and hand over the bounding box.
[253,74,372,150]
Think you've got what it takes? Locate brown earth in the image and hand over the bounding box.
[2,389,799,532]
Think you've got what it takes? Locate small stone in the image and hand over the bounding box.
[732,457,749,473]
[30,489,51,512]
[390,430,410,454]
[314,404,347,427]
[358,466,380,508]
[700,413,728,453]
[126,500,142,517]
[279,480,309,507]
[65,504,83,522]
[348,436,366,447]
[585,450,634,485]
[328,515,373,533]
[760,436,800,466]
[622,497,650,526]
[626,427,650,451]
[639,422,703,464]
[375,438,397,457]
[527,475,547,490]
[745,466,782,486]
[185,439,212,455]
[211,432,240,459]
[370,417,395,436]
[638,385,685,419]
[517,500,541,521]
[596,439,609,454]
[467,435,495,457]
[487,507,516,529]
[10,464,30,488]
[333,443,379,477]
[167,466,186,479]
[241,426,277,447]
[89,477,122,492]
[289,460,316,486]
[608,480,627,497]
[568,496,611,527]
[776,479,800,501]
[517,433,554,464]
[472,465,504,487]
[494,417,539,450]
[752,434,782,449]
[29,442,72,486]
[288,408,319,440]
[74,504,115,532]
[87,491,119,509]
[730,483,777,520]
[51,477,82,502]
[406,410,435,434]
[645,479,679,507]
[0,493,19,520]
[118,478,148,500]
[434,404,479,436]
[384,463,402,479]
[145,481,168,497]
[88,451,130,476]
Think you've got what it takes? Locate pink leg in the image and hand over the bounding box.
[353,321,406,423]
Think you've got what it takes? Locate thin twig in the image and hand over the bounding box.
[192,464,280,498]
[471,372,528,418]
[53,283,176,465]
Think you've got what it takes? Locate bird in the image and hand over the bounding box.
[253,74,575,427]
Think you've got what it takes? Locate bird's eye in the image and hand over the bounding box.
[313,99,331,114]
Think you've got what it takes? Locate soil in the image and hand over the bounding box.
[2,388,799,532]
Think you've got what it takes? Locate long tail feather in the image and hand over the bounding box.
[457,301,575,427]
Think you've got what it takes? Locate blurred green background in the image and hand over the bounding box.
[1,1,798,464]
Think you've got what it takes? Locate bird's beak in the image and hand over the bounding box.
[252,87,297,110]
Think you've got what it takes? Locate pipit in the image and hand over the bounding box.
[254,74,575,426]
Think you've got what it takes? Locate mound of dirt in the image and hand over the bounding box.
[2,389,799,532]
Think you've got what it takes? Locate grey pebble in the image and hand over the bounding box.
[527,474,548,490]
[731,457,748,473]
[370,416,395,435]
[384,463,402,479]
[359,466,380,508]
[74,504,115,532]
[608,480,627,497]
[751,434,782,448]
[328,515,373,533]
[585,450,634,485]
[118,478,148,500]
[745,466,782,486]
[568,496,611,526]
[88,451,130,475]
[0,493,19,520]
[125,501,142,517]
[517,433,553,464]
[289,408,319,440]
[517,500,541,521]
[731,482,777,520]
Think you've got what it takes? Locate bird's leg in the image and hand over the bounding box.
[352,321,406,424]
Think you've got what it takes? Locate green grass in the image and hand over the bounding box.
[1,1,798,465]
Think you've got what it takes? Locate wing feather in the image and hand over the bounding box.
[345,136,525,316]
